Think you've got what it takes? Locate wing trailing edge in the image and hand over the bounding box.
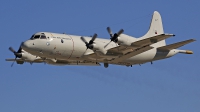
[132,34,175,47]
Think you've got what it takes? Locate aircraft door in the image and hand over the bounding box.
[62,35,74,59]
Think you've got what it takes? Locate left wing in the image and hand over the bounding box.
[83,34,174,64]
[6,59,25,64]
[131,34,174,47]
[107,33,174,55]
[6,58,100,66]
[6,58,44,64]
[6,58,44,62]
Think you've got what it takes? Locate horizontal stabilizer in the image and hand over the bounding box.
[132,34,175,47]
[158,39,196,50]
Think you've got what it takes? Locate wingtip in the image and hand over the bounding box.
[186,50,193,54]
[191,39,196,41]
[154,11,159,14]
[179,50,194,54]
[188,39,196,42]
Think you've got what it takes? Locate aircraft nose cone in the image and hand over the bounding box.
[21,41,30,50]
[21,41,27,48]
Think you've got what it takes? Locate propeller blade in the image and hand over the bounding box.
[117,29,124,36]
[91,33,97,42]
[104,41,112,48]
[9,47,16,53]
[106,27,124,42]
[17,46,22,53]
[81,34,98,50]
[9,46,22,58]
[11,61,15,67]
[80,36,88,45]
[9,42,24,67]
[107,27,113,38]
[81,49,88,57]
[89,33,97,45]
[16,42,23,53]
[11,57,16,67]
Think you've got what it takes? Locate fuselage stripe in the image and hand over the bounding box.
[68,35,74,59]
[50,33,53,37]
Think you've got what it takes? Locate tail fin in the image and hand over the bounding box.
[140,11,165,46]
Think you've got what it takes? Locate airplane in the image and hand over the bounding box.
[6,11,196,68]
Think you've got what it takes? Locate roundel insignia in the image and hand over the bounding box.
[46,42,50,46]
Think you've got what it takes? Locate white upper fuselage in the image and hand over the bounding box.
[23,32,116,59]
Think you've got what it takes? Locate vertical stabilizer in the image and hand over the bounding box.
[140,11,165,46]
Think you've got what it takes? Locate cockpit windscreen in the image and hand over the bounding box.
[30,33,46,40]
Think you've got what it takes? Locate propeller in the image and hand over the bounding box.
[80,33,97,50]
[104,27,124,48]
[8,42,23,67]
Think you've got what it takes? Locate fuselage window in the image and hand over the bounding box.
[61,39,64,43]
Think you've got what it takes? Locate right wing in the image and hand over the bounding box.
[157,39,196,50]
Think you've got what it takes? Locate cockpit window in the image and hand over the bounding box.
[30,33,47,40]
[40,35,46,39]
[30,35,34,40]
[34,35,40,39]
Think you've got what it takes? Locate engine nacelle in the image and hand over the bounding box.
[116,34,137,46]
[21,50,38,61]
[92,42,107,55]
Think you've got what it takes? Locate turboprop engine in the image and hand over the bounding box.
[116,34,137,46]
[104,27,138,47]
[8,42,40,66]
[80,33,107,55]
[9,46,38,61]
